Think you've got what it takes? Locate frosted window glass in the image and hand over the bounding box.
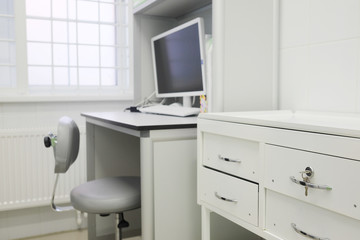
[0,17,15,39]
[27,43,52,65]
[100,3,115,23]
[69,67,77,85]
[54,67,69,85]
[78,45,99,67]
[9,43,16,64]
[121,26,129,46]
[68,0,77,20]
[52,0,67,19]
[26,0,51,17]
[119,69,129,88]
[53,44,68,66]
[101,47,115,67]
[120,5,129,25]
[79,68,99,86]
[0,42,16,64]
[77,1,98,22]
[28,66,52,85]
[0,42,10,64]
[26,19,51,42]
[0,67,11,86]
[69,45,77,66]
[0,0,14,15]
[53,21,68,43]
[100,25,115,45]
[23,0,129,90]
[101,69,116,86]
[119,48,129,68]
[78,23,99,44]
[0,66,16,87]
[68,22,77,43]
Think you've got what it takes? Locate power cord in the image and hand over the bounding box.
[124,91,161,112]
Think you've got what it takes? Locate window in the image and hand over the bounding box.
[0,0,131,101]
[0,0,16,87]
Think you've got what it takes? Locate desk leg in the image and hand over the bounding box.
[140,138,154,240]
[86,122,97,240]
[202,206,211,240]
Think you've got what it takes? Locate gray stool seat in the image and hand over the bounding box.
[70,176,141,214]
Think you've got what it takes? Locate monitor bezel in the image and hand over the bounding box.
[150,17,207,99]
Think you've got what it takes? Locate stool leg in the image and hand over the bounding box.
[116,213,129,240]
[115,214,120,240]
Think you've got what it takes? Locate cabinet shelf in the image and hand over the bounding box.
[133,0,211,18]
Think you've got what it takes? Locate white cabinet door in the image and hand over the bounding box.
[153,139,200,240]
[212,0,278,112]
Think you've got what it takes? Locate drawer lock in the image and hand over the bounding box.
[290,167,332,196]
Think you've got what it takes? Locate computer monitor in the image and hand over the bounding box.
[151,18,206,107]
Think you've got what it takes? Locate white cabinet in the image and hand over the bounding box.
[212,0,279,112]
[198,110,360,240]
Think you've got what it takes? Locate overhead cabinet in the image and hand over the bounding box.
[132,0,278,112]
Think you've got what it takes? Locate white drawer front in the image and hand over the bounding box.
[203,132,259,182]
[264,144,360,220]
[265,190,360,240]
[199,167,259,226]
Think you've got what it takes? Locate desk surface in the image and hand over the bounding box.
[81,111,198,131]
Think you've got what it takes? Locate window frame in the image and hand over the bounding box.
[0,0,133,103]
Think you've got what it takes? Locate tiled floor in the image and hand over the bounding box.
[17,230,141,240]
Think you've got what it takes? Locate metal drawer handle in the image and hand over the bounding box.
[214,192,238,203]
[218,154,241,164]
[291,223,330,240]
[290,176,332,191]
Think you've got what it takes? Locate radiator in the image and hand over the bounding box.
[0,128,87,211]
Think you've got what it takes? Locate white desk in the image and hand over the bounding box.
[82,112,200,240]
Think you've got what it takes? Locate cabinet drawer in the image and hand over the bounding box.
[265,190,360,240]
[198,167,258,226]
[264,144,360,220]
[203,132,259,182]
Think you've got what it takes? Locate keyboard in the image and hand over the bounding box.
[139,105,200,117]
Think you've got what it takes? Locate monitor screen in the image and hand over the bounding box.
[151,18,206,99]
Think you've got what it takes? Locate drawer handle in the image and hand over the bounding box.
[218,154,241,164]
[214,192,238,203]
[291,223,330,240]
[290,176,332,191]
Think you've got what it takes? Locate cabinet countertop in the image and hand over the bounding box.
[199,110,360,138]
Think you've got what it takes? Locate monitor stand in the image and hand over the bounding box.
[182,96,192,108]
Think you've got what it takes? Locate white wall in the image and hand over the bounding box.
[279,0,360,113]
[0,101,131,130]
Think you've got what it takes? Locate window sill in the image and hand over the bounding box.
[0,93,133,103]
